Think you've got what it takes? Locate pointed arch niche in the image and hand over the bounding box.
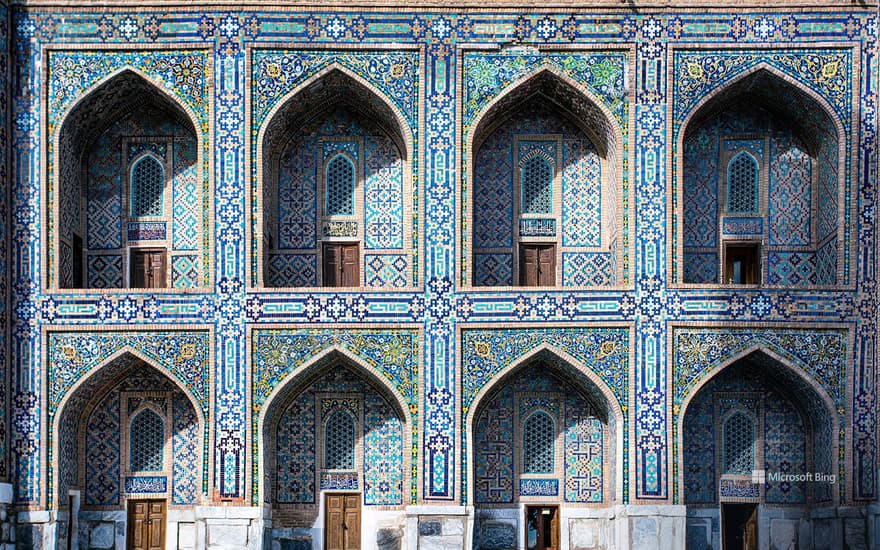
[257,350,409,532]
[53,352,204,518]
[678,67,846,286]
[679,350,838,509]
[467,349,622,507]
[466,68,624,288]
[256,67,414,289]
[52,69,204,290]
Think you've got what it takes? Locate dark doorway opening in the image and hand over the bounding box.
[722,503,757,550]
[526,505,559,550]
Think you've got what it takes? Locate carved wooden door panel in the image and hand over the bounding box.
[127,499,165,550]
[325,493,361,550]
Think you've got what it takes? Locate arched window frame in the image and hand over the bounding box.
[323,152,357,219]
[128,152,167,219]
[125,402,168,475]
[725,150,760,215]
[519,154,554,216]
[521,408,558,475]
[323,408,357,471]
[722,410,757,476]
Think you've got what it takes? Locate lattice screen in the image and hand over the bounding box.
[131,155,165,217]
[723,411,755,474]
[324,410,356,470]
[130,408,164,472]
[727,152,759,213]
[325,155,355,216]
[521,156,553,214]
[523,411,555,474]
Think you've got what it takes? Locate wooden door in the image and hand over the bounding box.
[127,499,165,550]
[526,506,558,550]
[325,493,361,550]
[519,244,556,286]
[744,507,757,550]
[130,249,167,289]
[323,243,359,287]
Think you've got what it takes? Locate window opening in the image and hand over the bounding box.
[324,410,356,470]
[523,411,555,474]
[727,152,759,214]
[130,409,164,472]
[724,243,761,285]
[130,155,164,218]
[325,154,355,216]
[723,412,755,475]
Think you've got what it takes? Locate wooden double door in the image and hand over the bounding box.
[325,493,361,550]
[127,499,165,550]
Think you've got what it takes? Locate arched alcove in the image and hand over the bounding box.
[258,67,412,289]
[467,68,623,288]
[53,352,203,549]
[680,350,838,550]
[258,351,408,549]
[467,349,621,550]
[54,69,202,290]
[680,67,844,286]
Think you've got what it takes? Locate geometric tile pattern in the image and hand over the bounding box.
[364,391,404,505]
[682,125,719,249]
[364,135,404,250]
[365,254,408,288]
[171,255,200,289]
[85,392,121,506]
[562,253,615,287]
[172,392,200,505]
[767,251,817,286]
[768,136,811,246]
[562,138,601,247]
[87,132,123,251]
[87,255,123,289]
[473,130,513,249]
[277,136,317,249]
[275,391,315,503]
[172,136,200,251]
[764,392,806,504]
[266,253,317,287]
[473,253,513,287]
[683,252,718,284]
[474,387,514,503]
[6,7,876,515]
[564,394,604,502]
